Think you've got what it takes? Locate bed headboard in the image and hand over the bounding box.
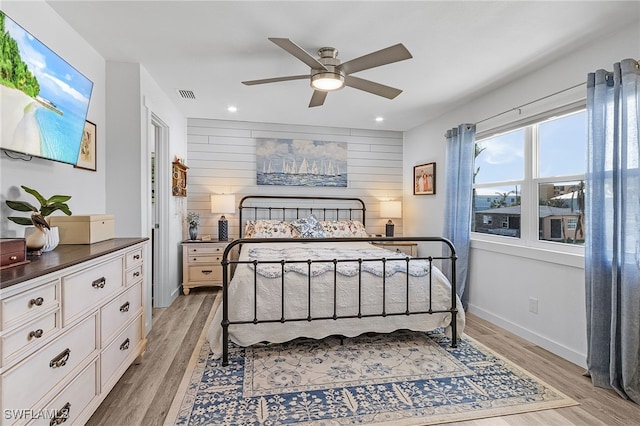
[238,195,366,238]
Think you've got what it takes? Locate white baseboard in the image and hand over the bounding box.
[466,303,587,369]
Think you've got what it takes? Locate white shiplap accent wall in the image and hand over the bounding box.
[186,119,404,240]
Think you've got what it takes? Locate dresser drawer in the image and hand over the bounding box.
[125,264,143,286]
[100,282,142,347]
[28,360,98,426]
[2,281,58,329]
[2,311,59,366]
[1,315,97,413]
[61,257,123,325]
[100,315,142,391]
[125,247,143,269]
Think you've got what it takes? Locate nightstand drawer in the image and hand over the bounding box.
[187,246,224,256]
[187,254,222,264]
[372,242,417,256]
[188,265,222,283]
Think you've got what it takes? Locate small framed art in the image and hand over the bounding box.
[75,120,97,171]
[414,162,436,195]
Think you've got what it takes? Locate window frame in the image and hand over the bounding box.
[471,102,586,258]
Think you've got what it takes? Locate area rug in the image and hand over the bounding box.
[166,317,577,425]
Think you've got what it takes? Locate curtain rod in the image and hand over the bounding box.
[474,81,586,126]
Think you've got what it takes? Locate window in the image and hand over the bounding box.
[473,107,586,251]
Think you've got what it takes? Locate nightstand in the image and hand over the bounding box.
[181,240,236,294]
[371,241,418,256]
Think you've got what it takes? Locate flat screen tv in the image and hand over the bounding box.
[0,10,93,166]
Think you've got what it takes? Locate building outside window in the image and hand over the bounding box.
[472,106,586,251]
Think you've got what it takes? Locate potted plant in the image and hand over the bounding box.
[185,211,199,240]
[5,185,72,253]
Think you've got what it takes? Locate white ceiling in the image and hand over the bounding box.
[46,0,639,131]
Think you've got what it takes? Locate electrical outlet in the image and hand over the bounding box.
[529,297,539,314]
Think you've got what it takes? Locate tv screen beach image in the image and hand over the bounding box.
[0,11,93,165]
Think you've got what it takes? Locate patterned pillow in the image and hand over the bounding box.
[290,215,326,238]
[244,220,298,238]
[321,220,369,237]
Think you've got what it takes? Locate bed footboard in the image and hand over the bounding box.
[220,236,458,366]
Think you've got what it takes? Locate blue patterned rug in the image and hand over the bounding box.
[167,328,576,425]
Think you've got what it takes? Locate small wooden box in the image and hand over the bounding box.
[0,238,29,269]
[49,214,115,244]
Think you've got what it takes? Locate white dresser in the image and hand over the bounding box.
[0,238,147,426]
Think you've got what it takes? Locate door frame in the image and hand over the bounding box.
[143,98,171,333]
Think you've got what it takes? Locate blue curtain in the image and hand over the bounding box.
[585,58,640,404]
[442,124,476,304]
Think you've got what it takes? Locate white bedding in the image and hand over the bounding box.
[206,241,465,358]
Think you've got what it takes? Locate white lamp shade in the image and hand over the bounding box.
[380,200,402,218]
[210,194,236,214]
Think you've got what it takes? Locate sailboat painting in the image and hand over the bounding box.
[257,138,347,187]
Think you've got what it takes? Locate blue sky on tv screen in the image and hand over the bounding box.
[5,15,93,118]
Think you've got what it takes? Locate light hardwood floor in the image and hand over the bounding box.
[88,288,640,425]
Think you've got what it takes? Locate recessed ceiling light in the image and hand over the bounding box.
[227,106,238,112]
[375,116,384,122]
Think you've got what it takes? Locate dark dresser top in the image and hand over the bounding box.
[1,238,148,290]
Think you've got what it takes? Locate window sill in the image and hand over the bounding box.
[470,237,584,269]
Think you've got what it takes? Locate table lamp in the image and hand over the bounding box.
[380,200,402,237]
[210,194,236,241]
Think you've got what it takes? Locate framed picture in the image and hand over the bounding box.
[75,120,97,171]
[414,162,436,195]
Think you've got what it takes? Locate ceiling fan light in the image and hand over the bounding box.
[311,72,345,91]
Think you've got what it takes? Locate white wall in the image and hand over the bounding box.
[404,21,640,367]
[186,119,404,239]
[0,1,106,236]
[104,62,187,314]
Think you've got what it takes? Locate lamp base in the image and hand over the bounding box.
[218,216,228,241]
[385,220,395,237]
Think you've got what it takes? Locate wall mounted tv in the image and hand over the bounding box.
[0,10,93,166]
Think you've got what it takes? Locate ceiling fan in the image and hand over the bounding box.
[242,38,413,107]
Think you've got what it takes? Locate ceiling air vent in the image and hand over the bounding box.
[177,89,196,100]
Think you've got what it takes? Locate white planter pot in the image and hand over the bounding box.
[24,226,60,253]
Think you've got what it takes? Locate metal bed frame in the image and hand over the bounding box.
[219,195,458,366]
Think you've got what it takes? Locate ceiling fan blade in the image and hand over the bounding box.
[344,75,403,99]
[242,75,308,86]
[338,43,412,75]
[269,38,328,71]
[309,90,328,107]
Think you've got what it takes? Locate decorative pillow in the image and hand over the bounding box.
[244,220,298,238]
[321,220,369,237]
[290,215,326,238]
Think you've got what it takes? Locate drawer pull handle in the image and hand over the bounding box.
[92,277,106,289]
[134,254,141,260]
[29,329,44,339]
[9,255,18,261]
[202,270,213,275]
[50,348,71,368]
[120,301,130,312]
[133,271,141,277]
[29,297,44,307]
[49,402,71,426]
[120,338,130,351]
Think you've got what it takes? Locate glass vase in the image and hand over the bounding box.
[188,225,198,240]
